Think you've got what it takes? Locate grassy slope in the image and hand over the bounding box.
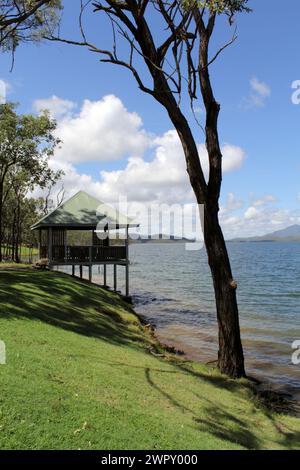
[0,270,299,450]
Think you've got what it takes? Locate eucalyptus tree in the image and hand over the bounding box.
[0,0,61,53]
[0,103,62,261]
[49,0,251,377]
[2,181,41,262]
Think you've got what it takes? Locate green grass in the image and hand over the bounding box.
[0,270,299,450]
[0,262,32,269]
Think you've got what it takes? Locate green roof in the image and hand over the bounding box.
[31,191,137,230]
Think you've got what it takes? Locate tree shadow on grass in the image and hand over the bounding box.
[191,405,259,449]
[0,270,144,349]
[1,270,299,449]
[94,359,299,449]
[145,367,193,414]
[143,366,259,449]
[191,391,260,449]
[0,270,257,397]
[254,398,300,450]
[200,401,300,450]
[143,367,300,450]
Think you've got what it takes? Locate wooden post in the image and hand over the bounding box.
[125,263,129,297]
[103,264,107,287]
[64,228,67,260]
[72,265,75,277]
[125,225,129,297]
[114,264,117,292]
[79,265,83,279]
[89,246,92,283]
[48,227,52,263]
[38,229,41,259]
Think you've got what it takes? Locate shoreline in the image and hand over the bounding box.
[133,305,300,417]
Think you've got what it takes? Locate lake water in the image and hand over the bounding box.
[61,242,300,400]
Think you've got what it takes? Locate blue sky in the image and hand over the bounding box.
[0,0,300,237]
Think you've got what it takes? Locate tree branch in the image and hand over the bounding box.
[0,0,51,29]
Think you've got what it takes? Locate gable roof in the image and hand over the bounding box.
[31,191,138,230]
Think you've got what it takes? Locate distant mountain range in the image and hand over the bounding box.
[129,225,300,244]
[229,224,300,243]
[130,233,195,244]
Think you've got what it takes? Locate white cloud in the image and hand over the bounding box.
[33,95,76,119]
[28,93,300,240]
[92,130,191,204]
[244,206,259,220]
[253,194,276,207]
[220,193,244,216]
[42,94,245,172]
[0,79,10,104]
[0,81,6,104]
[217,191,300,239]
[222,144,246,172]
[243,77,271,108]
[198,143,245,177]
[43,119,246,205]
[226,192,244,211]
[54,95,150,163]
[250,77,271,98]
[31,94,248,235]
[220,205,300,239]
[87,131,245,204]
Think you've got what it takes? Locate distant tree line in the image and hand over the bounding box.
[0,103,62,262]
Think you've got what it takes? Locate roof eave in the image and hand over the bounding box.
[31,222,140,231]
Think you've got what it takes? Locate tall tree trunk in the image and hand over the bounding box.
[204,202,245,377]
[0,172,9,262]
[15,200,21,263]
[12,211,16,261]
[0,181,3,263]
[197,17,245,377]
[155,83,246,378]
[164,104,246,378]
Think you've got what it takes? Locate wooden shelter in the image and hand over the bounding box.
[31,191,138,296]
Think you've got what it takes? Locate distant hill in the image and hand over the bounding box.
[229,224,300,243]
[129,233,195,244]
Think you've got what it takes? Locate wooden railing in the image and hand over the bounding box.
[92,246,126,261]
[47,245,127,263]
